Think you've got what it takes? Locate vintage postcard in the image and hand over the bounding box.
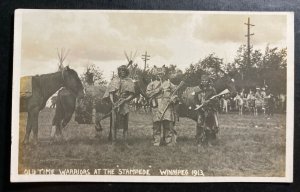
[11,9,294,182]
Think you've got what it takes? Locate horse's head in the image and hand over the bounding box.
[62,66,84,99]
[214,75,237,97]
[133,77,148,99]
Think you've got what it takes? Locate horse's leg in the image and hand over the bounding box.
[95,112,103,132]
[31,108,40,145]
[55,122,63,141]
[51,111,59,138]
[23,112,32,144]
[241,105,243,115]
[55,111,72,141]
[51,98,63,139]
[62,111,73,129]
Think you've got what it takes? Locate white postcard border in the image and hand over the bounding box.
[10,9,294,183]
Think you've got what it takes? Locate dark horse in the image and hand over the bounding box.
[176,75,236,123]
[50,87,85,140]
[52,76,148,140]
[20,66,84,144]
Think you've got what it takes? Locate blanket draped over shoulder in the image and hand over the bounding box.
[103,77,135,115]
[103,77,135,99]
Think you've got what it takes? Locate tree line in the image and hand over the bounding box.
[82,44,287,95]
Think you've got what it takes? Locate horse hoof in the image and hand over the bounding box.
[95,125,103,132]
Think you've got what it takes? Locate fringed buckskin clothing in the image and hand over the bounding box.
[146,79,177,146]
[103,76,135,142]
[196,86,219,146]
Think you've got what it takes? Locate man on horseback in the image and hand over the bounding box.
[146,66,178,146]
[103,65,135,146]
[195,74,219,147]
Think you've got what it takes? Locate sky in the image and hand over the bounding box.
[19,10,288,81]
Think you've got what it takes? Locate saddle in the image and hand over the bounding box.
[20,76,33,98]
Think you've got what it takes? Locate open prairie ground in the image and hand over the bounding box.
[18,108,286,177]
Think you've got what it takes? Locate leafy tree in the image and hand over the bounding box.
[81,63,107,86]
[184,63,204,86]
[259,46,287,94]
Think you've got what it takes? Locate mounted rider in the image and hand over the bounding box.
[195,74,219,146]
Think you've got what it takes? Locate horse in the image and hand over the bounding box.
[176,75,236,121]
[175,75,236,144]
[20,66,84,144]
[220,97,229,113]
[51,75,148,141]
[234,94,244,115]
[52,84,109,137]
[50,87,85,140]
[132,94,149,113]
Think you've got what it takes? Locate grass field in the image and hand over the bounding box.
[18,108,286,177]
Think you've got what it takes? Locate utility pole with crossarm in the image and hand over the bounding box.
[142,51,150,71]
[244,17,255,69]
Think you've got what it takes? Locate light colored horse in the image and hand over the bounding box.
[234,94,244,115]
[220,97,229,113]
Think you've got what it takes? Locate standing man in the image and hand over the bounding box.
[196,74,219,147]
[103,65,135,146]
[146,66,178,146]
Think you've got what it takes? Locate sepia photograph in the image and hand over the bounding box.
[11,9,294,182]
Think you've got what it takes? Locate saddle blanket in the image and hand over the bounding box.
[20,76,32,98]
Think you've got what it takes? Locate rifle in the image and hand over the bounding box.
[194,89,230,111]
[159,81,185,121]
[100,98,127,120]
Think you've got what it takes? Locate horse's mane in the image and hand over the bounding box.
[66,68,84,90]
